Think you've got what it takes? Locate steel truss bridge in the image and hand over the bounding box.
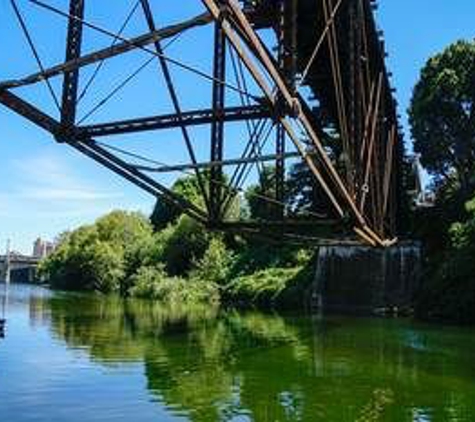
[0,0,405,246]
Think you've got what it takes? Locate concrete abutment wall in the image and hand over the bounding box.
[313,242,422,314]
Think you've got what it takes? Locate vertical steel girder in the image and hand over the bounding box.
[274,0,298,218]
[275,124,285,216]
[61,0,84,127]
[209,17,227,222]
[274,8,286,218]
[348,0,363,197]
[346,0,401,237]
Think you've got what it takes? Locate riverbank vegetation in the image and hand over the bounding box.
[39,209,314,307]
[39,172,315,308]
[415,194,475,324]
[409,40,475,324]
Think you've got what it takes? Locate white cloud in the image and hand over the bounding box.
[10,153,124,204]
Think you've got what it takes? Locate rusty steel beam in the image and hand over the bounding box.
[360,72,383,213]
[60,0,84,128]
[77,105,270,138]
[0,12,212,90]
[230,0,395,244]
[76,140,209,223]
[209,15,227,222]
[135,152,302,173]
[0,90,61,134]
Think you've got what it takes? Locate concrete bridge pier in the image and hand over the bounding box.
[312,242,422,315]
[0,255,40,284]
[0,260,10,285]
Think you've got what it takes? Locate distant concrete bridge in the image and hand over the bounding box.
[0,255,40,283]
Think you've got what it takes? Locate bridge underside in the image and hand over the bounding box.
[0,0,404,246]
[0,256,39,283]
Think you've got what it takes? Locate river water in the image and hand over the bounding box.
[1,284,475,421]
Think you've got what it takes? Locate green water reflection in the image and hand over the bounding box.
[16,286,475,420]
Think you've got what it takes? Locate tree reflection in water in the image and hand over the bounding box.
[26,290,475,422]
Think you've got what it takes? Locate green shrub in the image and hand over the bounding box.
[417,197,475,323]
[159,215,210,276]
[86,241,125,293]
[227,267,301,299]
[128,265,184,300]
[228,243,313,277]
[191,236,233,285]
[123,232,165,280]
[128,265,219,304]
[224,261,314,309]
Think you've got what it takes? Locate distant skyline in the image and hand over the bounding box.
[1,1,475,254]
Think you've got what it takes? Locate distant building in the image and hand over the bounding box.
[32,238,55,259]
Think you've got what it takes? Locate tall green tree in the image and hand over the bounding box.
[150,171,240,229]
[409,40,475,194]
[150,175,204,231]
[245,166,281,220]
[285,160,334,219]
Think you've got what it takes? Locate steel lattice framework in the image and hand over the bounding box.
[0,0,405,246]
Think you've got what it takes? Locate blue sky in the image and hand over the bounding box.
[1,0,474,254]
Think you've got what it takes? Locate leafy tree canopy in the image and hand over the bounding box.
[409,40,475,192]
[285,160,336,219]
[245,166,281,220]
[151,174,205,231]
[39,211,152,292]
[150,171,240,230]
[417,195,475,324]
